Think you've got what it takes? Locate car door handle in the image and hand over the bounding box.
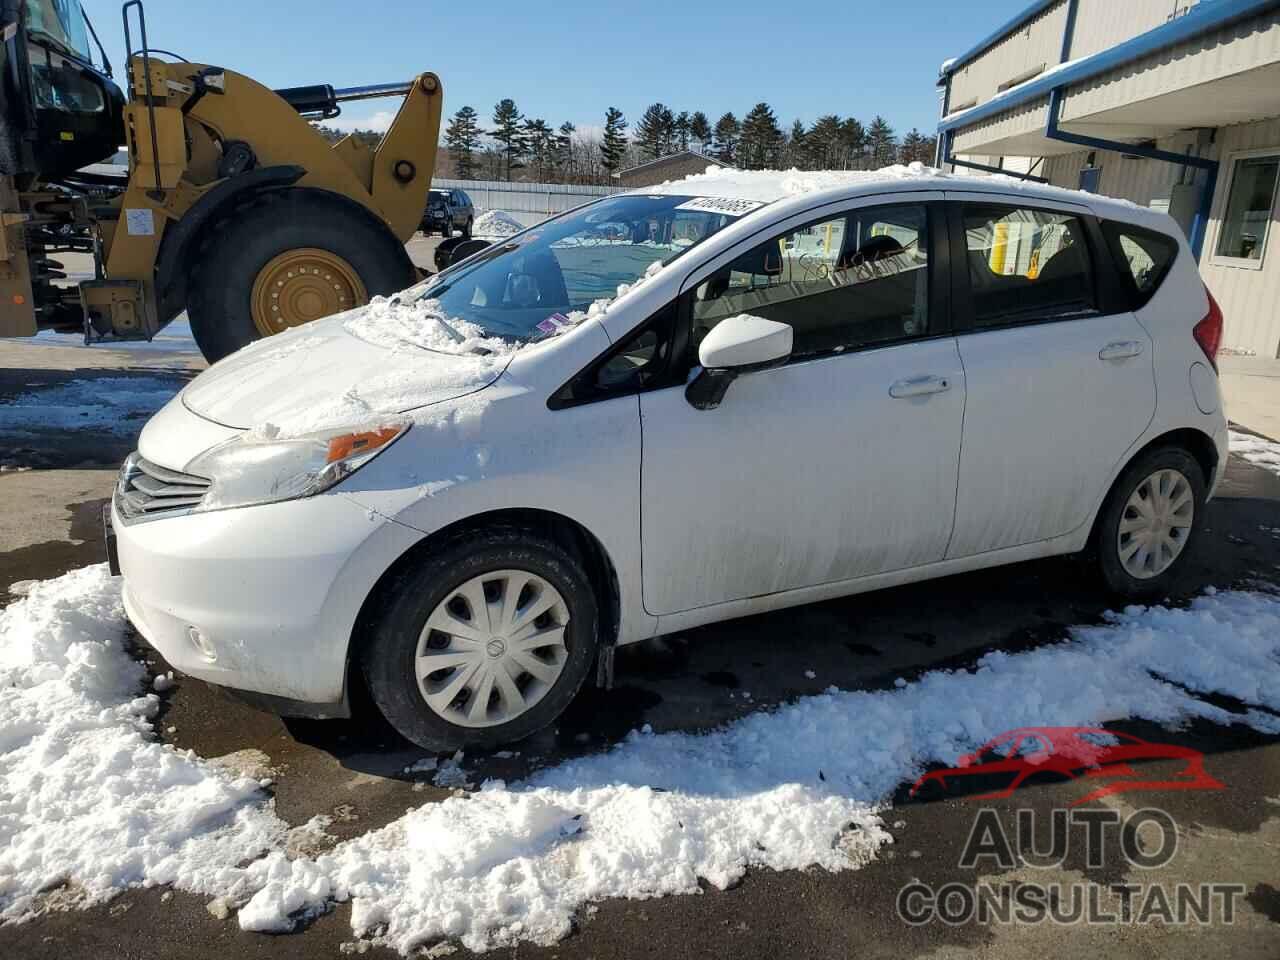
[1099,340,1145,361]
[889,375,952,399]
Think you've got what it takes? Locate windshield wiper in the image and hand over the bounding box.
[387,294,467,346]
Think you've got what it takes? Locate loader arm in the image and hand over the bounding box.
[93,59,442,339]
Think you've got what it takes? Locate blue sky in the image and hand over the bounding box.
[83,0,1025,139]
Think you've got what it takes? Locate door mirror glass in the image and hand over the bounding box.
[697,314,793,370]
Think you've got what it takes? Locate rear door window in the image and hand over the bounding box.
[962,204,1097,328]
[1102,221,1180,309]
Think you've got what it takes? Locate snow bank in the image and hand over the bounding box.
[0,567,286,920]
[0,377,182,435]
[238,589,1280,952]
[472,210,524,239]
[1230,429,1280,478]
[5,566,1279,951]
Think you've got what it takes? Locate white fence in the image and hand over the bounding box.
[433,179,624,227]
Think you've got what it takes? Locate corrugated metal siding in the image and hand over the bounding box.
[1068,0,1200,60]
[1042,120,1280,358]
[952,96,1053,154]
[1200,118,1280,357]
[948,1,1068,113]
[1040,133,1216,207]
[1060,9,1280,122]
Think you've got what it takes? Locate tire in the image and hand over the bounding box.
[462,217,473,239]
[440,217,453,239]
[1093,446,1207,600]
[186,189,416,363]
[360,527,600,752]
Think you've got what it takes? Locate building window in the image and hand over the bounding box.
[1214,153,1280,266]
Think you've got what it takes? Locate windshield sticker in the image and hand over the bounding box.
[674,197,767,217]
[536,313,573,335]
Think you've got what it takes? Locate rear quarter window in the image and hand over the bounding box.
[1102,221,1180,310]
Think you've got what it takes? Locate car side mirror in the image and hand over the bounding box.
[685,315,792,410]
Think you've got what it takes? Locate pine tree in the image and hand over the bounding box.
[839,117,866,169]
[689,111,712,153]
[523,118,555,180]
[674,111,691,152]
[601,107,628,178]
[556,121,576,179]
[444,105,481,180]
[636,102,676,160]
[738,102,783,170]
[899,128,931,165]
[787,119,808,169]
[806,115,843,169]
[712,112,740,164]
[866,115,897,168]
[490,99,527,180]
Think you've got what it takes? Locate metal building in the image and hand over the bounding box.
[937,0,1280,358]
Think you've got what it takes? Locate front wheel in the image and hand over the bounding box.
[360,529,600,752]
[187,189,416,363]
[462,217,473,239]
[1094,446,1206,600]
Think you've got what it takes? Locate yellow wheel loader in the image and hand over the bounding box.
[0,0,442,362]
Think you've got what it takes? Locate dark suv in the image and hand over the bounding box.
[421,188,475,237]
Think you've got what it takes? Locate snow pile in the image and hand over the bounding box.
[1230,429,1280,478]
[345,297,514,358]
[648,161,941,205]
[5,565,1279,951]
[0,566,285,920]
[472,210,525,239]
[0,377,183,435]
[237,589,1280,952]
[176,300,517,441]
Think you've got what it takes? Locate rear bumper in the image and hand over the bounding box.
[115,492,422,708]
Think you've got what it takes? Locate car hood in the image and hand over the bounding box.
[181,308,511,433]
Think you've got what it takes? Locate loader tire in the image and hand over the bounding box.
[187,189,416,363]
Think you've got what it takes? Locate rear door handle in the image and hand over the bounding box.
[1099,340,1144,361]
[889,375,952,399]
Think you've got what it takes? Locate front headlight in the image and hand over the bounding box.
[187,424,408,512]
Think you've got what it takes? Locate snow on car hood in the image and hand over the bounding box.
[181,298,515,435]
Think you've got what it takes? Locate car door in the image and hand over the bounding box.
[637,194,967,616]
[944,194,1157,558]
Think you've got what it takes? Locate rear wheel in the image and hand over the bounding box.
[360,528,600,752]
[186,189,415,363]
[1094,446,1206,600]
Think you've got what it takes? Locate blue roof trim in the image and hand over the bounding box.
[940,0,1061,79]
[939,0,1280,133]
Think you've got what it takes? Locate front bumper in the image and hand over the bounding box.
[115,492,422,710]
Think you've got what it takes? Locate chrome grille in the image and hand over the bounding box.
[115,453,210,522]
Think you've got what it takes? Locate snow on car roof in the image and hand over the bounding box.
[634,161,1157,227]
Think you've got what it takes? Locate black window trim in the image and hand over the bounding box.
[948,199,1130,335]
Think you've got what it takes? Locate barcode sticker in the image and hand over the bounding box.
[673,197,767,217]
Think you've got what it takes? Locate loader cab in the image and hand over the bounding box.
[1,0,125,181]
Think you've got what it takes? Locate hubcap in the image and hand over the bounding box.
[415,570,570,728]
[1118,468,1195,580]
[249,248,367,337]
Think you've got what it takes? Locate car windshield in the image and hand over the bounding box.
[25,0,91,62]
[408,194,753,341]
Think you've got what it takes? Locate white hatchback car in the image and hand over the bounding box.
[112,170,1229,751]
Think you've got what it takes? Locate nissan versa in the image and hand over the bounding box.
[111,171,1229,751]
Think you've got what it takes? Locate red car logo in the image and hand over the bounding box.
[909,726,1224,806]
